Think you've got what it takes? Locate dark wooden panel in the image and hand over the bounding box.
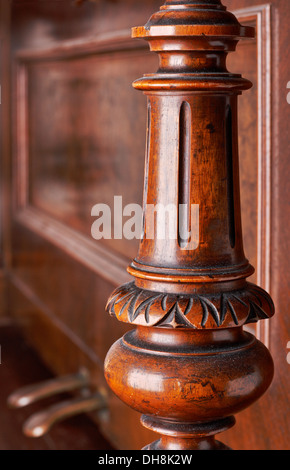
[11,0,159,52]
[10,222,132,366]
[27,50,154,259]
[227,5,273,348]
[15,43,158,260]
[229,31,258,284]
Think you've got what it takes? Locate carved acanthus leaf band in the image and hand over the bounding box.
[106,281,275,329]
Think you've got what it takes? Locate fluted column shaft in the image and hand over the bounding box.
[104,0,275,450]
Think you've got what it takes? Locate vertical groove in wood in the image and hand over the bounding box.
[141,100,151,243]
[178,101,191,249]
[225,104,236,249]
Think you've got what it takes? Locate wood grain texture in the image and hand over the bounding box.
[228,4,272,347]
[222,0,290,450]
[105,0,275,450]
[14,33,156,261]
[3,0,289,450]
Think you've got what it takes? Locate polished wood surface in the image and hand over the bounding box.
[25,48,151,259]
[105,0,275,450]
[1,0,289,450]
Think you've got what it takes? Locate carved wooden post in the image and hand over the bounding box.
[104,0,275,450]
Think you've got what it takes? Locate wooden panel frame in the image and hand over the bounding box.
[234,4,272,347]
[13,29,149,288]
[13,6,272,345]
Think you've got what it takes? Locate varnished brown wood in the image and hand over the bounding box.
[2,0,289,450]
[105,0,275,450]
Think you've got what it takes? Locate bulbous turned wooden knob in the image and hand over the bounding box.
[104,0,275,450]
[105,327,273,450]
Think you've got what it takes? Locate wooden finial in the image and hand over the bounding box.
[104,0,274,450]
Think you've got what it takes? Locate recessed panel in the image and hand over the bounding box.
[228,34,258,285]
[28,49,156,259]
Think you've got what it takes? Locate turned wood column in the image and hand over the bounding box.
[104,0,275,450]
